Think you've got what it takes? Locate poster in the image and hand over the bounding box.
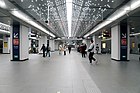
[4,42,8,48]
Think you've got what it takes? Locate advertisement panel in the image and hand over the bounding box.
[12,24,20,60]
[120,22,127,61]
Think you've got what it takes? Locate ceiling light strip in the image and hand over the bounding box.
[0,0,6,9]
[84,0,140,37]
[0,30,10,34]
[66,0,72,37]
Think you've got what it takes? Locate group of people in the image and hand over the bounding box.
[40,44,51,57]
[78,40,100,64]
[58,45,72,55]
[40,40,99,64]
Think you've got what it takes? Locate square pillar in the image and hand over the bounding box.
[11,22,29,61]
[49,40,55,52]
[93,36,101,53]
[111,20,130,61]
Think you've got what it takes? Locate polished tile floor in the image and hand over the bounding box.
[0,51,140,93]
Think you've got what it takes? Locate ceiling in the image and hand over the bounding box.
[1,0,131,38]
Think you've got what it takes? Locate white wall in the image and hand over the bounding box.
[111,25,120,60]
[49,40,55,51]
[10,26,13,60]
[127,25,130,60]
[93,36,101,53]
[55,40,59,50]
[20,25,29,60]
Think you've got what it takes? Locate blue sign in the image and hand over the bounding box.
[12,23,20,61]
[120,21,127,61]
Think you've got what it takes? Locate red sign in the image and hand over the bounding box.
[121,39,126,45]
[13,39,19,45]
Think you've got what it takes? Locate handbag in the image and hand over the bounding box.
[88,45,94,52]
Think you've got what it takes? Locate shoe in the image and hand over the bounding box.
[95,60,98,64]
[90,62,92,64]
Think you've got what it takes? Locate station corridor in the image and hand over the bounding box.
[0,51,140,93]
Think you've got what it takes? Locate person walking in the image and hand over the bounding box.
[81,43,87,58]
[68,45,72,54]
[58,45,62,55]
[46,44,51,57]
[40,44,46,57]
[88,40,98,64]
[63,45,67,56]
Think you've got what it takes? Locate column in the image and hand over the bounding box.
[93,36,101,53]
[39,36,47,53]
[54,40,60,50]
[111,20,130,61]
[11,21,29,61]
[3,35,10,54]
[49,40,55,52]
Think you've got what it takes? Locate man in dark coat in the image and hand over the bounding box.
[40,44,46,57]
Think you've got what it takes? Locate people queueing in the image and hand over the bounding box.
[68,45,72,54]
[88,40,98,64]
[95,44,99,54]
[46,44,51,57]
[40,44,46,57]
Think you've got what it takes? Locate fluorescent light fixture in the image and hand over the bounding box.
[84,0,140,37]
[0,0,6,9]
[0,30,10,34]
[10,9,55,37]
[130,33,140,36]
[0,22,10,27]
[66,0,72,37]
[0,22,10,34]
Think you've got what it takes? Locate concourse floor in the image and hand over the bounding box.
[0,51,140,93]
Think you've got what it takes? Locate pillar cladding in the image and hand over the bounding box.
[111,20,130,61]
[49,40,55,52]
[11,22,29,61]
[93,36,101,54]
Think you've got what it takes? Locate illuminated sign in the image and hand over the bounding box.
[12,23,20,61]
[120,21,127,61]
[0,22,10,31]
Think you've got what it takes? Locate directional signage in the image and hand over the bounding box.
[120,21,127,61]
[12,24,20,61]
